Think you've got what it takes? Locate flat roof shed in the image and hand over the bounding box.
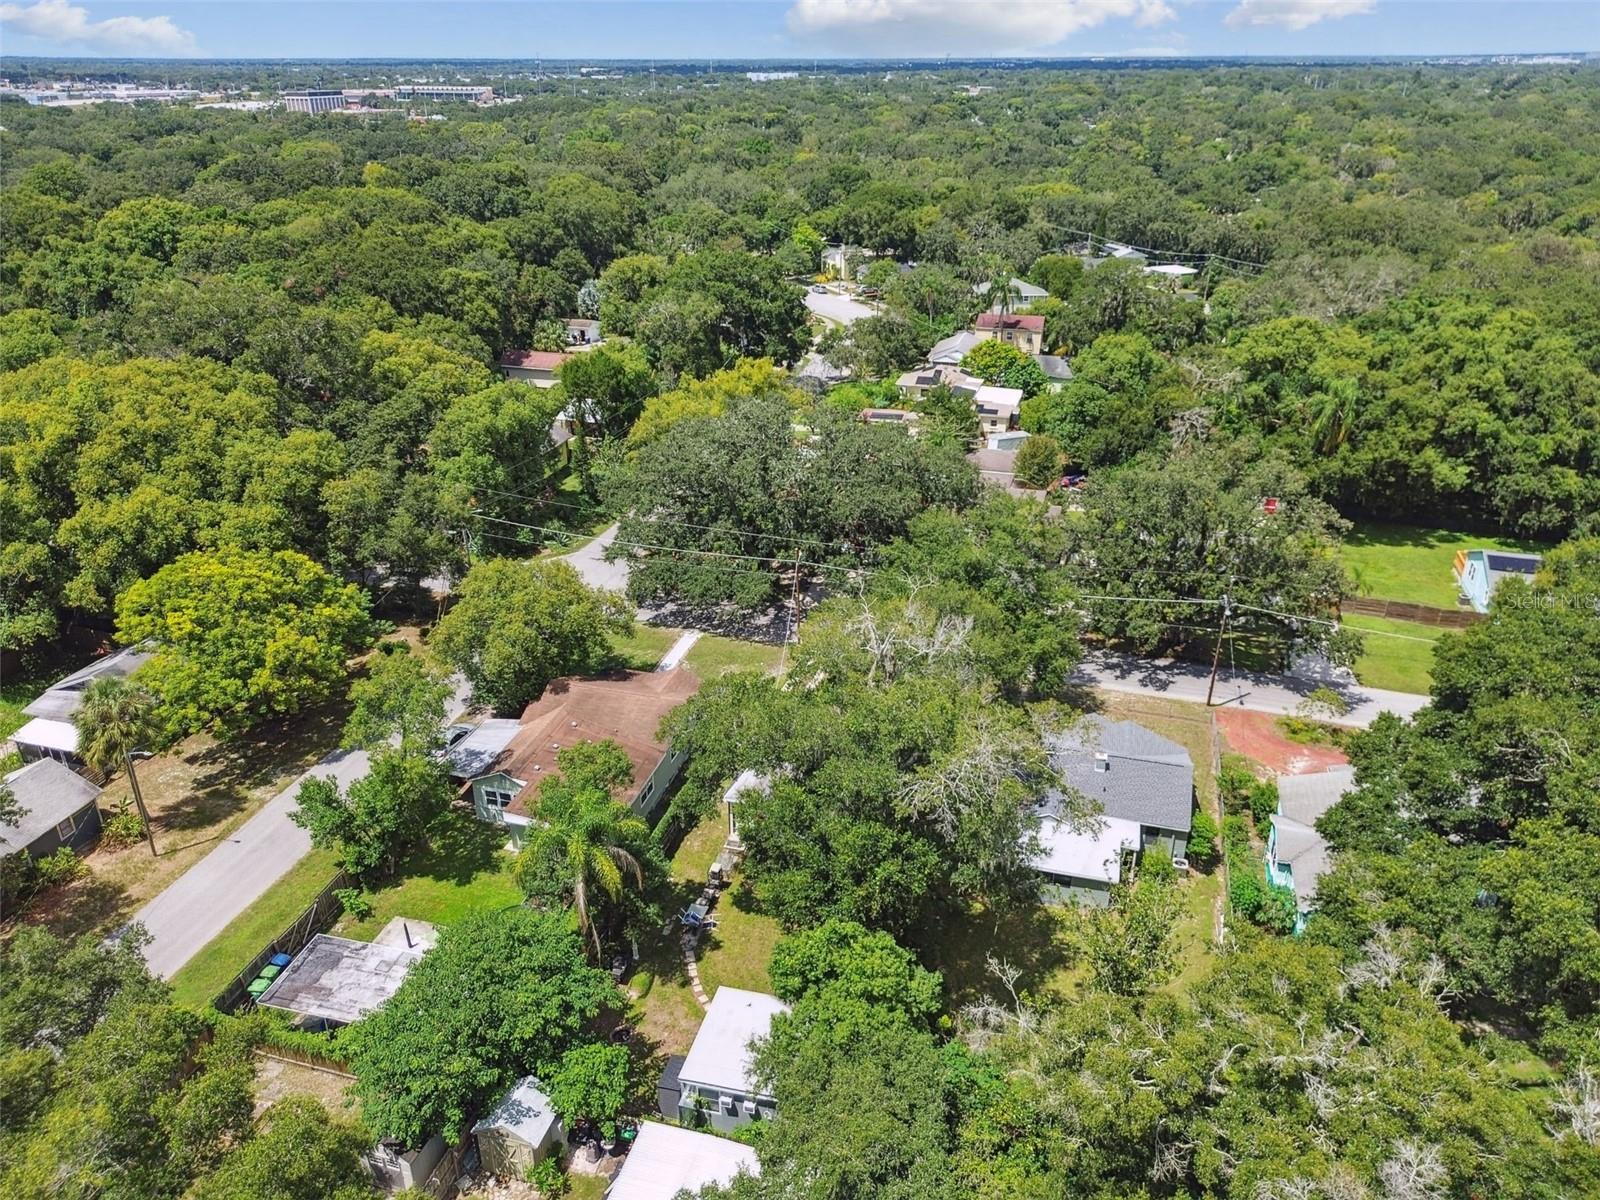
[256,933,425,1026]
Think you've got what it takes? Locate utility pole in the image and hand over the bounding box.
[1205,590,1233,708]
[124,749,158,856]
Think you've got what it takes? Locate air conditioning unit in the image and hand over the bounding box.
[741,1099,757,1116]
[1171,856,1190,874]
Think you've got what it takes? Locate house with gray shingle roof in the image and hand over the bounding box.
[1033,716,1195,904]
[1,758,104,859]
[1268,766,1353,932]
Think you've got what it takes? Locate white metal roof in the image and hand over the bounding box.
[472,1076,560,1145]
[722,769,770,806]
[10,717,79,754]
[607,1122,758,1200]
[678,987,789,1098]
[1033,812,1143,884]
[1144,263,1198,277]
[445,718,520,780]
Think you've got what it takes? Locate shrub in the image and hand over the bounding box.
[335,887,374,920]
[1218,755,1259,815]
[33,847,86,889]
[1186,809,1219,867]
[1014,433,1065,487]
[100,801,147,848]
[1246,779,1279,826]
[526,1156,568,1197]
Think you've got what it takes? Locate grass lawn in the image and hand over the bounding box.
[630,807,782,1057]
[930,901,1083,1010]
[333,812,521,940]
[606,622,684,672]
[1168,869,1222,993]
[1344,613,1447,694]
[681,635,786,679]
[1343,520,1548,608]
[169,848,342,1009]
[170,812,520,1010]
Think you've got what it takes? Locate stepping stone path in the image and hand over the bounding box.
[681,933,710,1008]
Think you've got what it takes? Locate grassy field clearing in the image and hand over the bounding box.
[1343,520,1547,608]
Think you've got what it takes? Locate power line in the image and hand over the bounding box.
[469,517,1439,646]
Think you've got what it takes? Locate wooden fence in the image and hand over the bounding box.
[253,1045,355,1078]
[1340,597,1483,628]
[211,870,353,1014]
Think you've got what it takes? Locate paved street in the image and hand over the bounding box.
[560,523,629,592]
[132,681,471,979]
[803,288,878,325]
[1071,651,1429,728]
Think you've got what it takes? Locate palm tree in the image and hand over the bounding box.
[1309,377,1361,455]
[514,752,653,957]
[71,676,157,781]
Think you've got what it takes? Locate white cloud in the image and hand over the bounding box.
[787,0,1176,56]
[1224,0,1376,31]
[0,0,198,54]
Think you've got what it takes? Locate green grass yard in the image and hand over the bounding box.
[168,812,519,1010]
[1344,613,1447,694]
[681,635,787,679]
[169,848,342,1009]
[1343,520,1547,608]
[606,623,684,672]
[332,814,521,940]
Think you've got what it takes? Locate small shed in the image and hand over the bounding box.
[472,1077,563,1178]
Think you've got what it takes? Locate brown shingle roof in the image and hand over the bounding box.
[499,350,573,371]
[484,669,701,817]
[974,313,1045,333]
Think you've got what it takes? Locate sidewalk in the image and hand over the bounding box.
[1071,651,1429,729]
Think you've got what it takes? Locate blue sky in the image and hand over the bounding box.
[0,1,1594,61]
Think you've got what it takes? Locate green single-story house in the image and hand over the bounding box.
[1033,716,1195,905]
[1,758,104,860]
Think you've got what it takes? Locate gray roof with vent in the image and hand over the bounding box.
[1042,715,1194,833]
[22,645,152,722]
[1,759,101,853]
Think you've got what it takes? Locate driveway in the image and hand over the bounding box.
[560,523,629,593]
[1071,651,1428,729]
[132,680,471,979]
[803,289,878,326]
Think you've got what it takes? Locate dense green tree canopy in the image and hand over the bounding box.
[341,907,619,1147]
[116,547,373,735]
[429,556,631,713]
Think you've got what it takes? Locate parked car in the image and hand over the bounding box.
[810,285,827,293]
[1049,472,1089,492]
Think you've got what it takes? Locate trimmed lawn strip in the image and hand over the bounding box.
[169,848,341,1009]
[1344,613,1446,694]
[333,813,522,940]
[606,622,683,672]
[681,635,786,680]
[1343,520,1548,608]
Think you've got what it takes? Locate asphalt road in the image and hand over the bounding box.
[1071,651,1429,728]
[560,523,629,593]
[803,288,878,325]
[132,681,472,980]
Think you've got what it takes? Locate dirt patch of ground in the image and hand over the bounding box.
[252,1054,357,1119]
[1216,708,1349,776]
[10,700,346,940]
